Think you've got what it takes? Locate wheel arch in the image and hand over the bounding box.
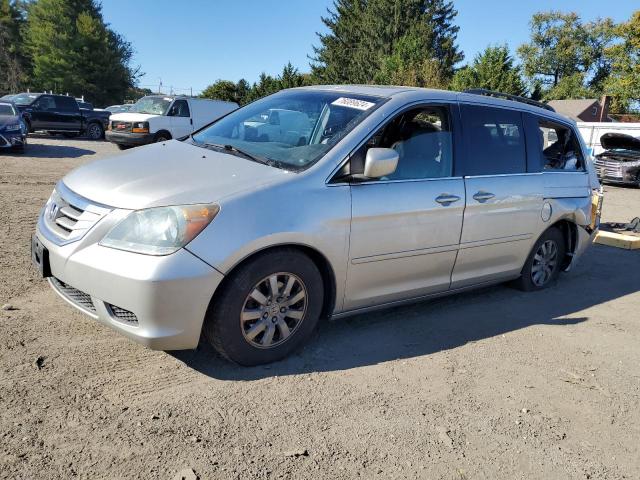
[154,130,172,141]
[547,219,578,270]
[210,243,337,320]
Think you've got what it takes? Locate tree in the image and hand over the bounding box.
[0,0,27,93]
[201,64,311,105]
[450,45,526,96]
[312,0,462,86]
[201,80,241,103]
[517,11,615,96]
[604,11,640,112]
[24,0,139,105]
[543,72,595,101]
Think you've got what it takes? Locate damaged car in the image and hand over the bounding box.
[593,132,640,187]
[32,86,603,365]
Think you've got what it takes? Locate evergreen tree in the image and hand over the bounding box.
[450,45,526,96]
[312,0,462,86]
[0,0,27,93]
[24,0,138,105]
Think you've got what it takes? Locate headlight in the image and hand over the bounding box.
[132,121,149,133]
[100,204,219,255]
[4,124,21,131]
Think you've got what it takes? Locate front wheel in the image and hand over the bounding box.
[203,249,324,366]
[514,227,565,291]
[87,122,104,140]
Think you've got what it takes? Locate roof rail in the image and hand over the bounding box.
[464,88,555,112]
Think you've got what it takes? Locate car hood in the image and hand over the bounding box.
[62,140,291,209]
[0,115,20,128]
[109,112,160,122]
[600,132,640,152]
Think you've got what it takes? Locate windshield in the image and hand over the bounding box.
[129,96,172,115]
[0,103,17,116]
[191,90,386,170]
[12,93,40,106]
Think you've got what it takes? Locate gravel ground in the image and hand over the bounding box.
[1,136,639,479]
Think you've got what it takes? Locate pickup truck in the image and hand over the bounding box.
[11,93,111,140]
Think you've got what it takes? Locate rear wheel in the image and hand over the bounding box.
[514,227,565,291]
[203,249,324,366]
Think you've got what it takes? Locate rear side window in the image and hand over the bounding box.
[536,120,584,171]
[55,96,78,112]
[461,104,526,175]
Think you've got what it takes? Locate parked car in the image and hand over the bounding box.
[12,92,110,140]
[0,100,27,152]
[105,104,132,114]
[105,95,238,149]
[593,133,640,186]
[32,86,602,365]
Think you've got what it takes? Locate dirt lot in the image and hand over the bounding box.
[1,136,639,480]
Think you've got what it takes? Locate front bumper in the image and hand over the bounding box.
[35,218,224,350]
[0,131,26,148]
[105,130,155,146]
[595,165,640,185]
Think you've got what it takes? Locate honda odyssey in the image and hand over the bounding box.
[32,86,603,365]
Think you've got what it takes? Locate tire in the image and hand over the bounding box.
[203,249,324,366]
[514,227,566,292]
[117,144,132,151]
[154,132,171,143]
[15,137,26,153]
[87,122,104,140]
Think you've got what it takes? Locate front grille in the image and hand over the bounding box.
[42,184,111,244]
[107,304,138,325]
[51,277,96,313]
[111,121,131,132]
[594,157,623,178]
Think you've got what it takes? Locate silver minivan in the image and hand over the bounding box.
[32,86,603,365]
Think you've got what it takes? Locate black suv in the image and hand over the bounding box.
[11,93,110,140]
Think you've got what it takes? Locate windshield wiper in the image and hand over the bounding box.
[203,142,284,169]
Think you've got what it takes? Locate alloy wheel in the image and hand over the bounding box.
[531,239,558,287]
[88,123,102,140]
[240,272,307,349]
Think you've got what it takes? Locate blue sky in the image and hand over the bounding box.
[101,0,639,95]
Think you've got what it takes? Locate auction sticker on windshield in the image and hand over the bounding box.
[331,97,376,111]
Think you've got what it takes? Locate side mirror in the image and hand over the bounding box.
[363,148,398,179]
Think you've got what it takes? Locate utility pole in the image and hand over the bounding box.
[158,77,163,94]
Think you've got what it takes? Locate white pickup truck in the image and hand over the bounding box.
[106,95,238,149]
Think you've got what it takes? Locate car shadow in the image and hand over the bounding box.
[1,142,96,158]
[172,244,639,380]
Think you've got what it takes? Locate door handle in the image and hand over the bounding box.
[435,194,461,206]
[472,191,495,203]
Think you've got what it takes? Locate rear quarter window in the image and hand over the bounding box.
[460,104,527,176]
